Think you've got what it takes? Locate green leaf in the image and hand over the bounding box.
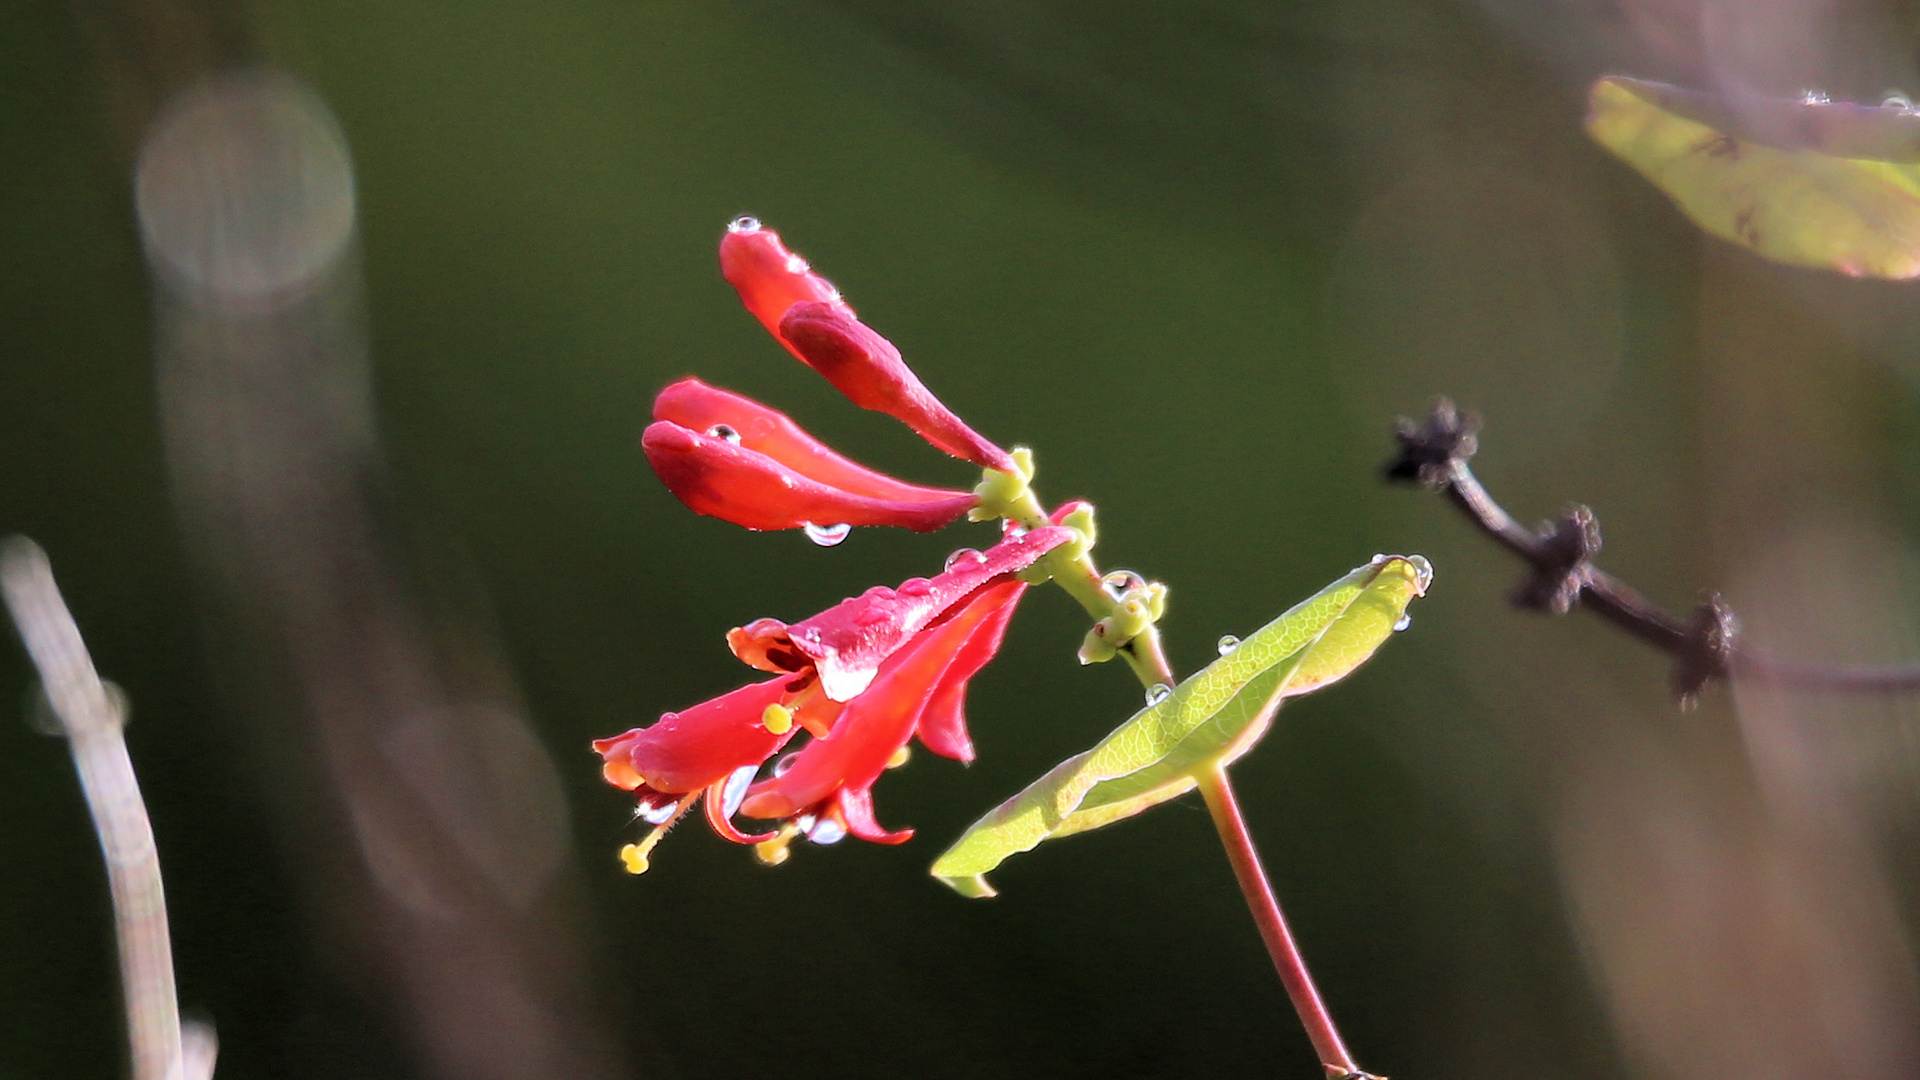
[1585,75,1920,279]
[931,554,1431,898]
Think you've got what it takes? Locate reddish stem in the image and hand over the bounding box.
[1197,764,1367,1080]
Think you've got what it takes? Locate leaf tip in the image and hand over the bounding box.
[934,871,997,899]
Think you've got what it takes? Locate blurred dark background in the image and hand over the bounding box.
[9,1,1920,1078]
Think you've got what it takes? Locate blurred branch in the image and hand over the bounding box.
[1,537,214,1080]
[1386,400,1920,704]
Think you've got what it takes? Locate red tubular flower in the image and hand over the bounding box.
[593,525,1077,871]
[735,578,1026,847]
[642,378,977,533]
[719,218,1017,473]
[728,524,1073,701]
[779,302,1015,472]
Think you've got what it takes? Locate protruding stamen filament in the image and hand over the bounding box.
[618,790,699,875]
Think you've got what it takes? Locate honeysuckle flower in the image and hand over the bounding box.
[728,524,1073,701]
[642,377,977,533]
[718,217,1017,472]
[736,578,1026,858]
[594,525,1076,872]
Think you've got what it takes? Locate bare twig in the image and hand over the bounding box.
[1,537,212,1080]
[1386,400,1920,703]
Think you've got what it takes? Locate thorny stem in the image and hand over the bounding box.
[1387,399,1920,703]
[1198,764,1370,1080]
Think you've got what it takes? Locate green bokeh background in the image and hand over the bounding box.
[8,2,1920,1078]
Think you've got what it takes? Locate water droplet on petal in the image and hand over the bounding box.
[1369,553,1387,565]
[898,577,932,597]
[771,752,800,778]
[1886,92,1914,110]
[707,424,742,445]
[728,215,761,234]
[1004,522,1029,538]
[803,522,851,547]
[637,795,679,825]
[721,765,757,819]
[785,254,810,274]
[855,607,891,627]
[1393,615,1412,632]
[807,816,847,845]
[1145,683,1172,706]
[945,548,987,571]
[1216,635,1240,656]
[1102,570,1145,599]
[1800,88,1831,105]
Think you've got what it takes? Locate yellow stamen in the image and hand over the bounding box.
[753,821,801,866]
[761,703,793,734]
[887,746,912,769]
[619,843,651,875]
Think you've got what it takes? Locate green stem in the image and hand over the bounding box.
[1198,764,1367,1080]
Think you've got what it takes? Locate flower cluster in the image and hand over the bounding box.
[598,218,1071,872]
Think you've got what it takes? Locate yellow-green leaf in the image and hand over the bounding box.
[931,555,1431,898]
[1585,75,1920,279]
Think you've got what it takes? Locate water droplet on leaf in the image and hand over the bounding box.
[707,424,741,445]
[1145,683,1172,705]
[728,215,761,234]
[803,522,851,547]
[1216,635,1240,656]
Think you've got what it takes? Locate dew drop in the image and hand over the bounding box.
[707,424,742,445]
[721,765,757,819]
[1102,570,1146,599]
[1004,522,1029,538]
[803,522,851,547]
[945,548,987,571]
[785,254,810,274]
[1216,635,1240,656]
[1369,553,1387,565]
[1800,89,1831,105]
[1393,615,1412,632]
[1145,683,1172,706]
[807,817,847,846]
[637,795,679,826]
[1888,92,1916,110]
[771,752,800,778]
[898,577,932,597]
[728,215,762,234]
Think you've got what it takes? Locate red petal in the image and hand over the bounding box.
[593,676,799,794]
[834,788,913,845]
[643,421,976,533]
[915,582,1025,764]
[739,579,1023,826]
[703,780,781,845]
[719,223,855,345]
[779,302,1015,472]
[653,378,968,505]
[735,525,1072,700]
